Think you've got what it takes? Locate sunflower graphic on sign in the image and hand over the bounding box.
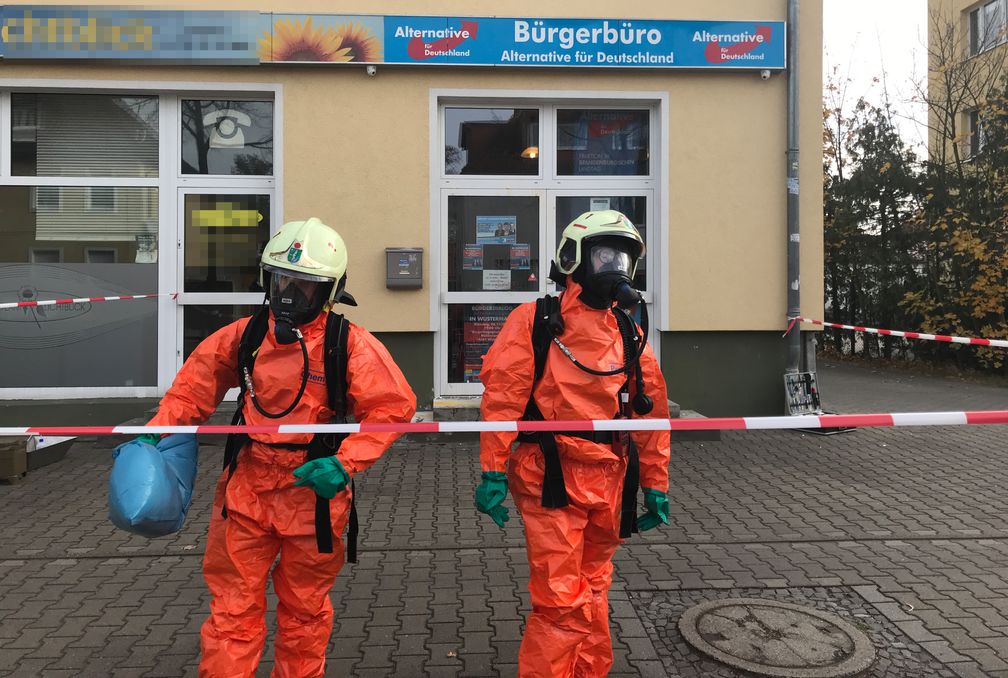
[259,15,383,63]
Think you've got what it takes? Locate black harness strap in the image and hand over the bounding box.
[518,294,643,537]
[519,296,569,509]
[222,307,357,560]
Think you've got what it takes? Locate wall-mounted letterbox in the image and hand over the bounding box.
[385,247,423,289]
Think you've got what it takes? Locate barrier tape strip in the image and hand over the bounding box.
[0,293,176,310]
[2,411,1007,437]
[788,317,1008,348]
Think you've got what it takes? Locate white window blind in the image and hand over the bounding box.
[12,93,158,177]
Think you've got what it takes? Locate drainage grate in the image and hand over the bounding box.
[630,587,958,677]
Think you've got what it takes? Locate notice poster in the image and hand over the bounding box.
[463,303,512,383]
[462,244,483,270]
[510,243,530,270]
[476,215,517,244]
[482,269,511,290]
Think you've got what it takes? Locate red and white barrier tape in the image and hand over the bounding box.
[786,317,1008,348]
[2,411,1007,437]
[0,292,176,310]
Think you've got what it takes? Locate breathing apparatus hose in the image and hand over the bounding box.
[550,298,649,377]
[242,322,310,419]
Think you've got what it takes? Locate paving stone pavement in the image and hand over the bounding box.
[1,358,1007,677]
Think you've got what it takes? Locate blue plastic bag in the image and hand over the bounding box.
[108,433,199,537]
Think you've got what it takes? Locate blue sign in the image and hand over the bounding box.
[0,8,786,70]
[382,16,785,69]
[0,7,264,62]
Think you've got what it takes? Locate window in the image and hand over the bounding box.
[436,98,660,396]
[181,100,274,175]
[84,248,117,263]
[444,108,539,175]
[969,109,986,156]
[29,248,62,263]
[182,193,271,293]
[970,0,1006,55]
[556,109,650,176]
[12,93,158,177]
[87,187,116,211]
[32,186,61,210]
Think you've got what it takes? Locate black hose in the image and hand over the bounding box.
[243,325,310,419]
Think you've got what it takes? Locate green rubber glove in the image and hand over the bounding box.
[637,488,670,531]
[292,456,350,499]
[475,471,509,528]
[135,433,160,446]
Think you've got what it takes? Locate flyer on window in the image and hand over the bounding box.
[462,244,483,270]
[462,303,512,383]
[475,215,517,244]
[510,243,530,270]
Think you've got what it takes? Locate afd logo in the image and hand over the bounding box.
[695,25,772,64]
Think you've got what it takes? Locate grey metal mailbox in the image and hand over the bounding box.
[385,247,423,288]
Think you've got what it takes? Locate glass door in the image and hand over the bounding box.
[548,191,656,346]
[438,189,545,395]
[175,189,272,369]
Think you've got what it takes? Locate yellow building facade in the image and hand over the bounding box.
[0,1,824,416]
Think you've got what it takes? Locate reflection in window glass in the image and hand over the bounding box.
[184,305,262,359]
[447,303,518,383]
[556,109,649,176]
[181,100,273,175]
[0,185,158,387]
[445,108,539,175]
[183,194,270,293]
[555,196,647,291]
[12,93,159,177]
[447,195,540,293]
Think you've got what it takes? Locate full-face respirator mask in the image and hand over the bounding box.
[267,270,335,344]
[575,237,643,311]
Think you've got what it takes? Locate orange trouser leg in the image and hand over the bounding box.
[572,505,621,678]
[200,474,280,678]
[510,447,625,678]
[270,492,350,678]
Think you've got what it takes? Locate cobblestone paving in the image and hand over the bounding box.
[1,363,1007,677]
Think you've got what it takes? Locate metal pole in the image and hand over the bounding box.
[785,0,801,377]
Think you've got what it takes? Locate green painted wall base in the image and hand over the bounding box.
[374,332,434,409]
[661,331,787,417]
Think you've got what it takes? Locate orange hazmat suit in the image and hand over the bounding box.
[149,310,416,678]
[479,280,670,678]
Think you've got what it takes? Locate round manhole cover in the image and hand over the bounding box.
[678,598,876,678]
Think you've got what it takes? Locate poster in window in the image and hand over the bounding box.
[463,303,512,383]
[462,244,483,271]
[476,215,517,244]
[510,243,530,270]
[482,269,511,290]
[559,109,649,176]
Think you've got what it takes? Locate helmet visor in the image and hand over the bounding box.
[587,243,634,277]
[269,271,330,324]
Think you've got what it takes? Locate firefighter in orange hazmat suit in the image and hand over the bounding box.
[146,217,416,678]
[476,210,671,678]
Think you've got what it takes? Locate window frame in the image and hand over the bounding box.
[84,247,118,263]
[430,89,668,398]
[86,186,117,212]
[969,0,1006,56]
[29,247,63,263]
[0,78,283,400]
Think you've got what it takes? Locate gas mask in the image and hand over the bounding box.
[575,237,642,310]
[268,271,333,343]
